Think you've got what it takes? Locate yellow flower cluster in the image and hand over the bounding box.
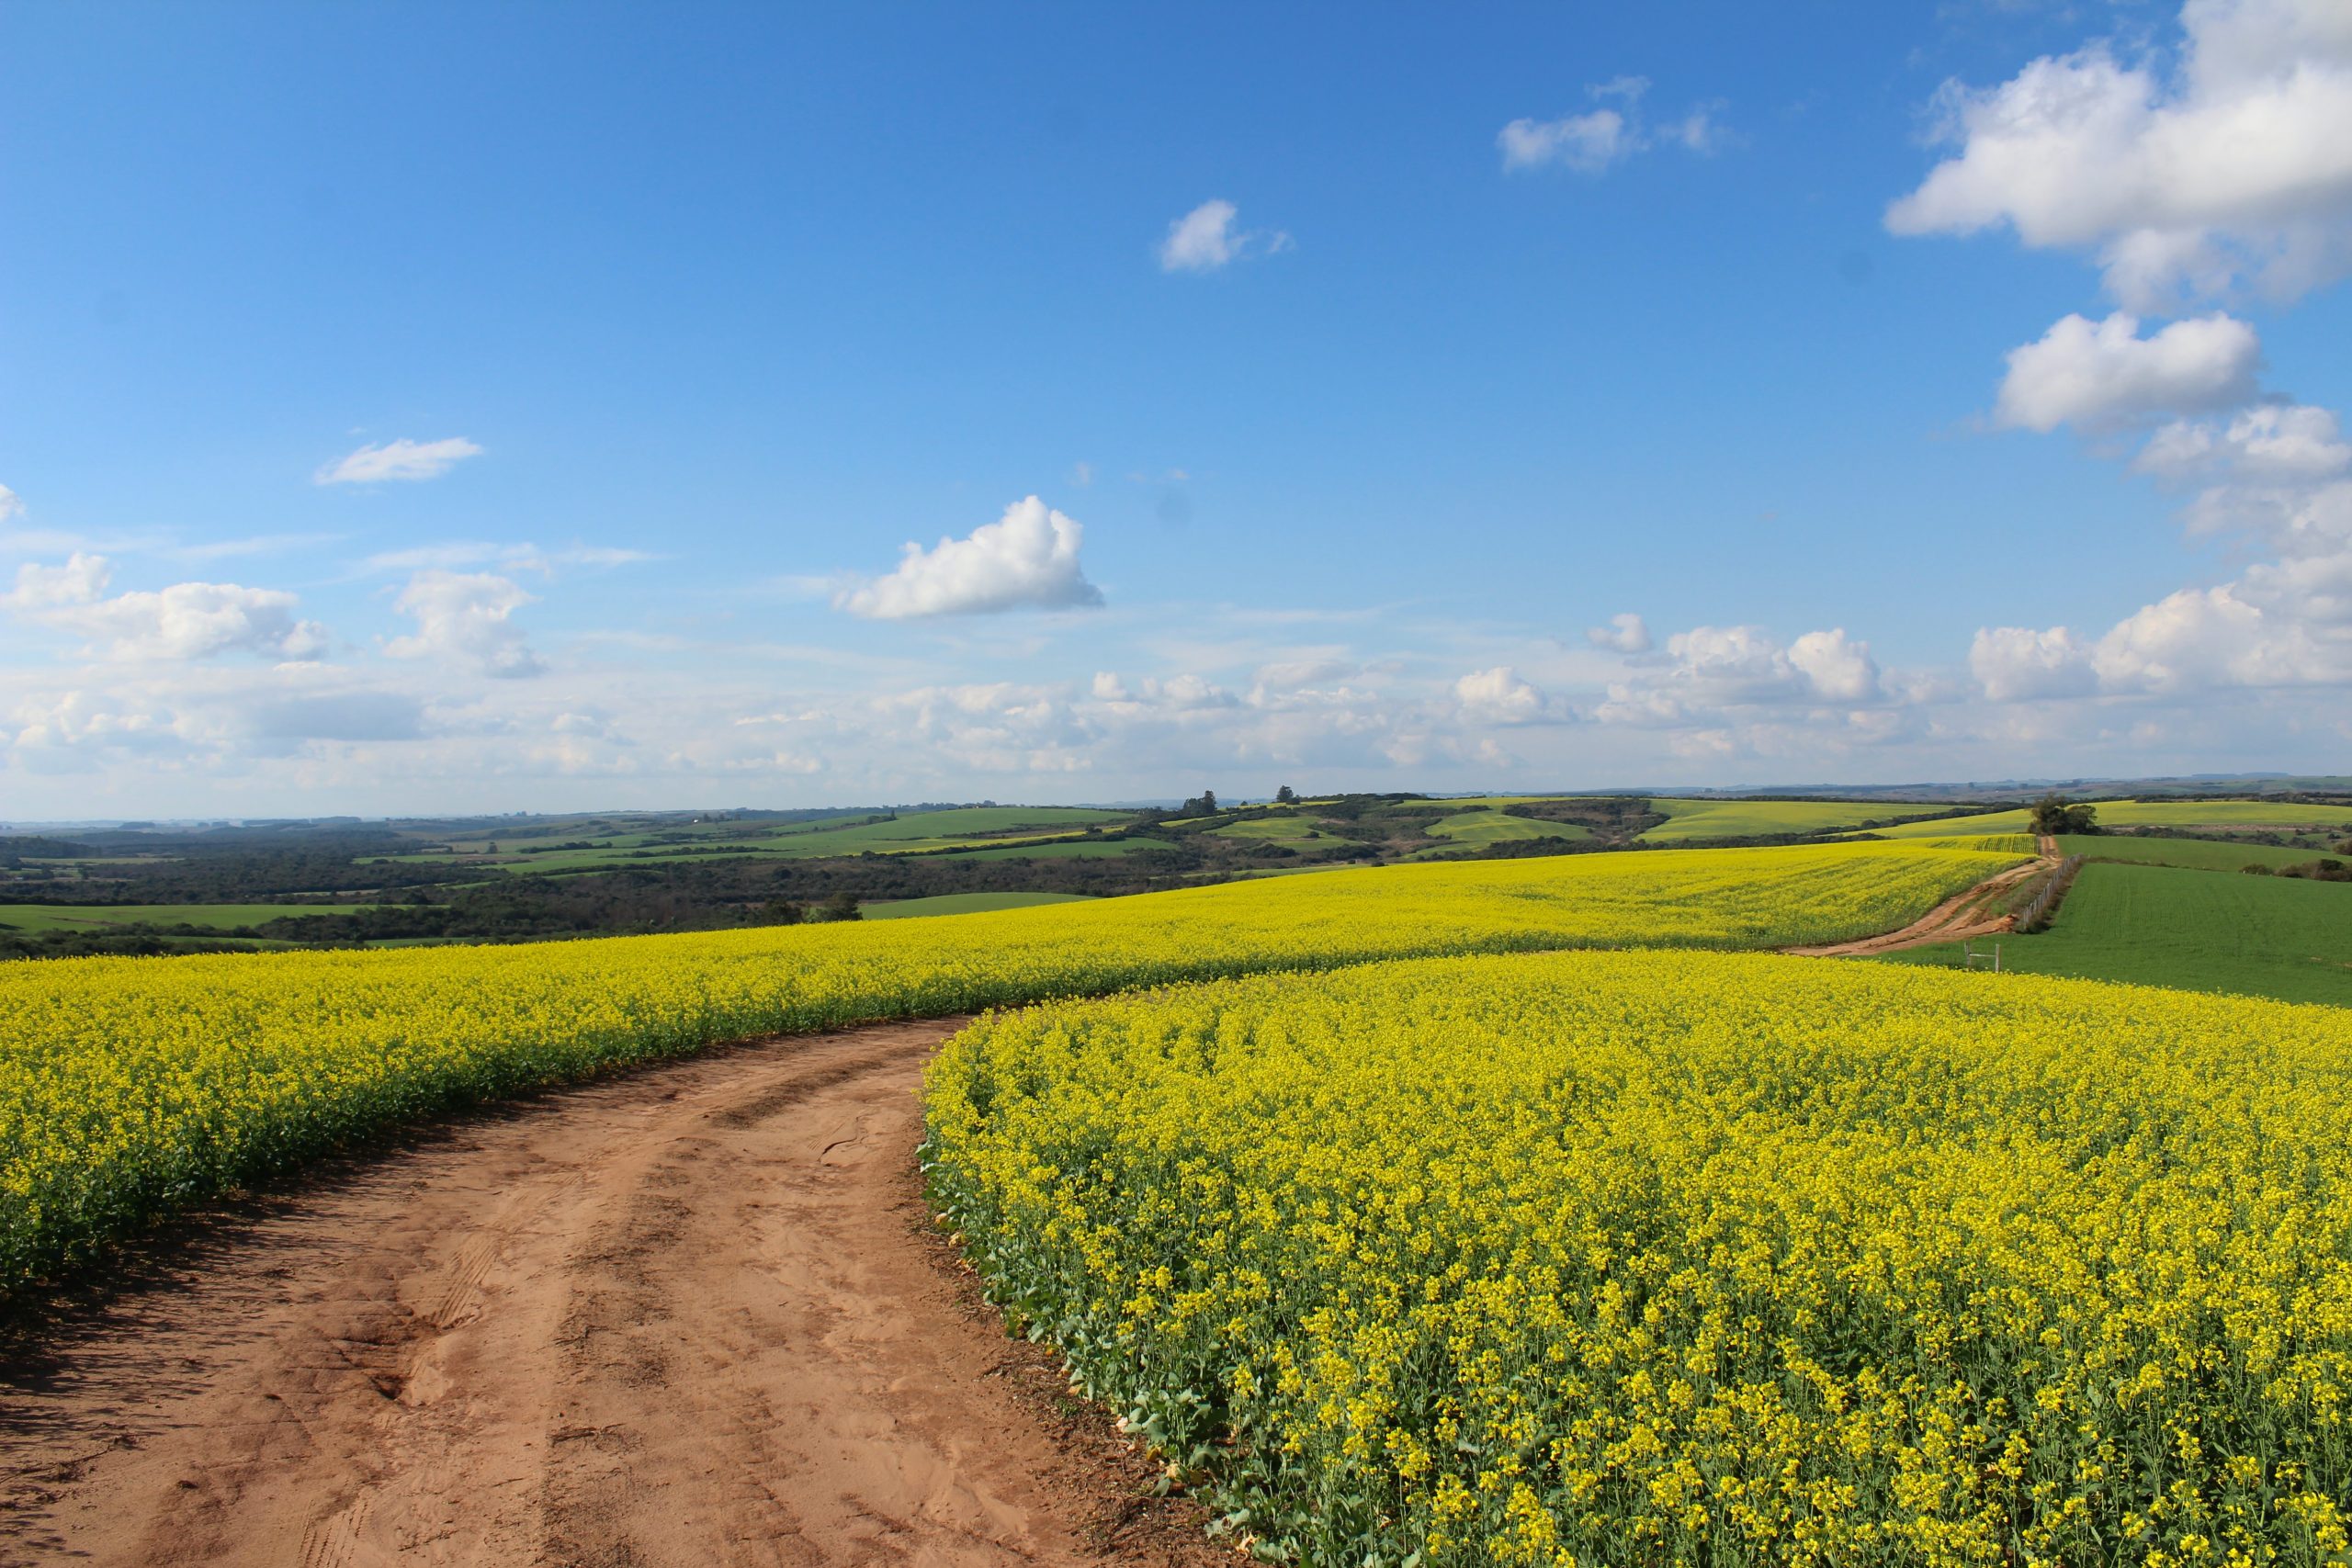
[0,842,2003,1294]
[924,950,2352,1567]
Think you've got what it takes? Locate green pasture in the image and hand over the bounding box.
[1880,860,2352,1008]
[2058,834,2335,873]
[1638,798,1948,842]
[1875,798,2352,840]
[861,891,1098,919]
[1424,807,1587,846]
[0,902,371,933]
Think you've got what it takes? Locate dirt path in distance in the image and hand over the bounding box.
[1785,851,2052,959]
[0,1021,1219,1568]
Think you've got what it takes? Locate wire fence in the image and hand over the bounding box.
[2015,854,2085,934]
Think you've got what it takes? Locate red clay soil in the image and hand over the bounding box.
[0,1021,1223,1568]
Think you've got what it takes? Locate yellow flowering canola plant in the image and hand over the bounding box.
[925,951,2352,1568]
[0,842,2004,1296]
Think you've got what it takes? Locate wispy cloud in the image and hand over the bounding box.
[1158,199,1294,273]
[315,436,483,485]
[1500,77,1736,174]
[356,541,658,576]
[163,532,345,564]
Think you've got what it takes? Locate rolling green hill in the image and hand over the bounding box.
[1638,798,1948,842]
[1423,807,1584,847]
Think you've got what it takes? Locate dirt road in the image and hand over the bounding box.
[0,1021,1218,1568]
[1783,852,2052,958]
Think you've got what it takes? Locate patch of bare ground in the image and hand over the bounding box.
[0,1020,1223,1568]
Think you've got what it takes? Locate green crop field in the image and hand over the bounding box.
[0,902,371,933]
[861,891,1097,919]
[1875,797,2352,840]
[1424,807,1586,846]
[2058,834,2337,873]
[1638,797,1949,842]
[1881,860,2352,1008]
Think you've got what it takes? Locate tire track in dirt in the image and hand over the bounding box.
[0,1021,1219,1567]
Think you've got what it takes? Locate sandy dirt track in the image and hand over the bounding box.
[1782,849,2052,959]
[0,1021,1219,1567]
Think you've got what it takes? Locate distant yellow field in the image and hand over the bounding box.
[0,841,2012,1295]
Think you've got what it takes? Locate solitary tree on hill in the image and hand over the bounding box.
[2028,794,2098,836]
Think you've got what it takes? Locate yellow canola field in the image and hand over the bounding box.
[926,950,2352,1568]
[0,842,2007,1295]
[1882,833,2040,856]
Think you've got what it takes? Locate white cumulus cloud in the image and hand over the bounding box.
[1453,666,1554,725]
[1596,624,1885,727]
[2,553,328,661]
[2137,402,2352,481]
[1995,311,2260,432]
[385,570,545,678]
[835,496,1103,619]
[1787,628,1880,701]
[1970,625,2099,700]
[1976,392,2352,704]
[315,436,484,485]
[1886,0,2352,308]
[1586,612,1654,653]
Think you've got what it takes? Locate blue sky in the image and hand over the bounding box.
[5,1,2350,816]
